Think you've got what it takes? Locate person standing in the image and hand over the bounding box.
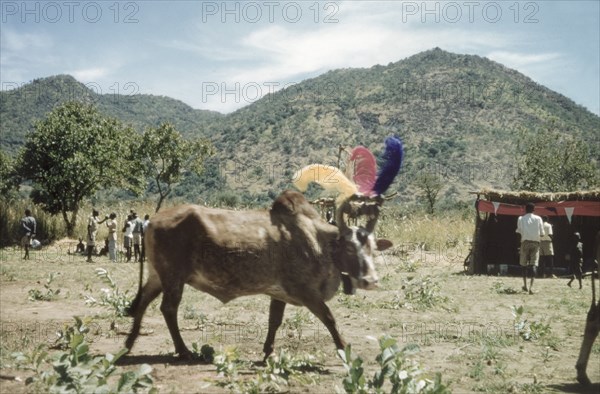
[140,214,150,263]
[516,202,544,294]
[567,232,584,289]
[539,216,554,278]
[20,209,36,260]
[131,211,144,262]
[123,214,134,262]
[106,213,118,263]
[86,209,108,263]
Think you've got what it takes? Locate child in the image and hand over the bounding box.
[76,238,85,254]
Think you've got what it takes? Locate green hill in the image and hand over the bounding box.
[0,74,222,154]
[2,48,598,205]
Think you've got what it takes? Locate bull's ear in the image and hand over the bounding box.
[376,239,393,251]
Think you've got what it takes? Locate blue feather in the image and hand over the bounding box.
[372,136,403,195]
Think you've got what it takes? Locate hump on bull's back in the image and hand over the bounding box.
[271,190,319,219]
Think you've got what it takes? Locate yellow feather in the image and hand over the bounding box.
[292,164,358,202]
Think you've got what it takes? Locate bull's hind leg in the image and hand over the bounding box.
[576,303,600,385]
[263,298,286,361]
[306,301,346,351]
[160,281,191,358]
[125,278,162,351]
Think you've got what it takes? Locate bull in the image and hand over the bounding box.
[125,190,392,359]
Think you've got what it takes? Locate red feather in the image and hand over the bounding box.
[349,146,377,196]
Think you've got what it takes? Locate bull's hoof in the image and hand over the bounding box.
[262,345,274,362]
[577,373,592,386]
[177,349,194,360]
[124,338,135,351]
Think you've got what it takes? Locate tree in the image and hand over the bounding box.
[513,122,599,192]
[0,150,20,200]
[16,102,140,236]
[139,123,213,213]
[415,172,443,214]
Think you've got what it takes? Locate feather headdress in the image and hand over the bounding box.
[347,146,377,196]
[292,164,358,202]
[372,136,404,196]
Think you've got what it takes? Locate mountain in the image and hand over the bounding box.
[0,74,222,154]
[199,48,599,202]
[1,48,598,205]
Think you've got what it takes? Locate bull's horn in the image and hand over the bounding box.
[292,164,357,202]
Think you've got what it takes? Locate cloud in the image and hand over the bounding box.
[0,29,52,51]
[221,21,508,84]
[70,67,110,81]
[487,51,563,69]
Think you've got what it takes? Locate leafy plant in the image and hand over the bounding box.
[337,335,450,393]
[28,272,61,301]
[50,316,95,351]
[380,276,449,311]
[191,342,215,363]
[212,347,321,392]
[491,280,518,295]
[12,317,155,393]
[84,268,132,317]
[511,305,551,341]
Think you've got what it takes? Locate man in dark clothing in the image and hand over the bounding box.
[21,209,36,260]
[131,211,144,263]
[87,209,108,263]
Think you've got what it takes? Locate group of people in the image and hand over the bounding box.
[85,209,150,263]
[19,208,150,263]
[516,202,596,294]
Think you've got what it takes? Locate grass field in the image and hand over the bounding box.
[1,218,599,393]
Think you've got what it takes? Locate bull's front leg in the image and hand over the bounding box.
[160,282,192,359]
[263,298,286,361]
[306,301,346,351]
[576,303,600,385]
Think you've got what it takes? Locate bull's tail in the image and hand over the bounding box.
[126,249,145,317]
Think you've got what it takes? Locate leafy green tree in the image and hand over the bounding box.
[16,102,140,236]
[0,150,20,200]
[513,122,598,192]
[139,123,213,212]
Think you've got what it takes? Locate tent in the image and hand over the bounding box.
[467,189,600,275]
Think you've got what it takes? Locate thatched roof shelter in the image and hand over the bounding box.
[467,189,600,275]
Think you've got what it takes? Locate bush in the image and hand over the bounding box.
[12,317,155,393]
[337,335,450,393]
[84,268,132,317]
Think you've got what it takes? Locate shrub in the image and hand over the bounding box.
[84,268,132,317]
[28,272,61,301]
[12,317,155,393]
[337,335,450,393]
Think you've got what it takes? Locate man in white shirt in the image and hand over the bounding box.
[539,216,554,278]
[516,202,544,294]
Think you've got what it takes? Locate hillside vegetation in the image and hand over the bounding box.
[2,48,598,206]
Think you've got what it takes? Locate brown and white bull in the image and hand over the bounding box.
[125,190,392,359]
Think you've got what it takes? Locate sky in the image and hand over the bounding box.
[1,0,599,115]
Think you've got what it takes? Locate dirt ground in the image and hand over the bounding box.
[1,240,599,393]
